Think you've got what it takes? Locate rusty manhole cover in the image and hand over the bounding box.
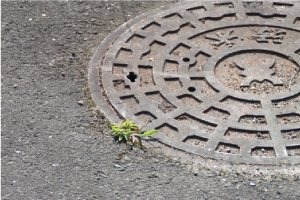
[89,1,300,166]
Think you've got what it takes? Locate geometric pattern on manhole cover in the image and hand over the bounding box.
[94,1,300,165]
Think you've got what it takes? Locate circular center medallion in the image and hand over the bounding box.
[89,1,300,165]
[215,50,300,94]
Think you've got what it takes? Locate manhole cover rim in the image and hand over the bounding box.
[89,0,300,166]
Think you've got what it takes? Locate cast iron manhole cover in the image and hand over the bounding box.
[89,1,300,165]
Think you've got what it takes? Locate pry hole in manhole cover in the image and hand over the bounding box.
[126,72,138,82]
[90,1,300,165]
[183,57,191,62]
[188,87,196,92]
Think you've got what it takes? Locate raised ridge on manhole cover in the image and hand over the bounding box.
[89,1,300,166]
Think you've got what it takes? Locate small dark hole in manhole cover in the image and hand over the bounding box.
[182,57,190,62]
[188,87,196,92]
[126,72,138,82]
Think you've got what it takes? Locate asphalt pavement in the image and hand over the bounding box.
[2,1,300,199]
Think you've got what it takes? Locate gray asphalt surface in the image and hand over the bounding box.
[2,1,300,199]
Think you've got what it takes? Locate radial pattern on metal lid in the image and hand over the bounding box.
[91,1,300,165]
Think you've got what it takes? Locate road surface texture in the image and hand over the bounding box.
[2,1,300,199]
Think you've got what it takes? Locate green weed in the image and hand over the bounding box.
[111,120,159,145]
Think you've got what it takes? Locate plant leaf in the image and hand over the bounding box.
[137,129,143,134]
[131,123,140,127]
[111,126,122,132]
[119,135,124,142]
[124,121,133,127]
[124,131,135,136]
[142,130,159,137]
[113,132,120,137]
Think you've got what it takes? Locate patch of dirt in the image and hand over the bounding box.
[239,115,267,124]
[251,147,276,157]
[225,129,271,140]
[176,114,217,133]
[183,136,208,148]
[282,129,300,140]
[277,114,300,125]
[216,142,240,154]
[146,91,176,113]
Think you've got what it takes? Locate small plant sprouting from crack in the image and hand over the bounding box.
[111,120,159,146]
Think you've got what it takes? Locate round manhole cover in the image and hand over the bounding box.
[89,1,300,166]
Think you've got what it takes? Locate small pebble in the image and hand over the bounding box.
[114,164,121,168]
[13,85,17,88]
[250,182,256,186]
[124,156,131,161]
[77,100,84,106]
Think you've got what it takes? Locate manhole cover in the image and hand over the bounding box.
[89,1,300,166]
